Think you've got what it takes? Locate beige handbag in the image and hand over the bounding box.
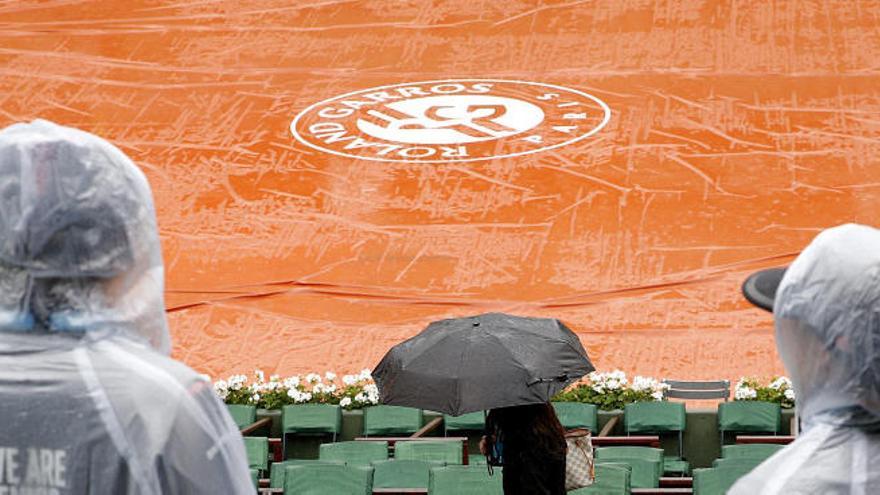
[565,428,595,491]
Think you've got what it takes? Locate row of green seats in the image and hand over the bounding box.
[229,402,602,436]
[269,462,502,494]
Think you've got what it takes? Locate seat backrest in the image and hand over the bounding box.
[693,465,756,495]
[282,404,342,434]
[443,411,485,433]
[663,379,730,400]
[594,447,663,488]
[243,436,269,471]
[364,405,423,436]
[249,468,259,489]
[721,443,784,460]
[270,460,344,489]
[284,464,373,495]
[428,465,503,495]
[396,440,463,464]
[319,441,389,465]
[624,401,686,433]
[717,401,781,434]
[568,463,631,494]
[371,459,445,489]
[711,457,766,471]
[227,404,257,429]
[552,402,598,432]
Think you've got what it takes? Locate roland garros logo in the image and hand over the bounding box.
[290,79,611,163]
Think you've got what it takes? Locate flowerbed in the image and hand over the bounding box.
[213,369,379,410]
[734,376,796,409]
[552,370,670,410]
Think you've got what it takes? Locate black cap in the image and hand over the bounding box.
[742,267,787,312]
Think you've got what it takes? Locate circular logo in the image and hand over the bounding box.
[291,79,611,163]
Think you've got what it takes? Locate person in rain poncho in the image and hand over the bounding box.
[0,120,253,494]
[732,223,880,494]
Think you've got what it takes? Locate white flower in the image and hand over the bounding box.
[651,391,664,401]
[269,374,281,382]
[340,397,352,407]
[342,375,357,386]
[213,380,229,400]
[784,389,795,401]
[354,392,367,403]
[735,387,758,400]
[769,377,792,390]
[251,393,261,403]
[305,373,322,384]
[325,372,337,382]
[358,369,373,381]
[254,369,266,383]
[284,376,301,388]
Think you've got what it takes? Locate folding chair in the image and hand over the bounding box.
[284,463,373,495]
[552,402,598,432]
[717,401,781,445]
[363,405,423,436]
[428,465,503,495]
[624,401,689,475]
[319,440,388,466]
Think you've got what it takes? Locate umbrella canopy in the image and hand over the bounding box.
[372,313,594,416]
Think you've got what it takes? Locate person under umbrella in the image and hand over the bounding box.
[0,120,253,493]
[733,224,880,493]
[373,312,594,495]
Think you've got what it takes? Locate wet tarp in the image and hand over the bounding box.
[0,1,878,381]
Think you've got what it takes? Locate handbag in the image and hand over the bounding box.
[564,428,594,491]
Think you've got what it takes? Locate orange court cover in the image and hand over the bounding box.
[1,1,878,383]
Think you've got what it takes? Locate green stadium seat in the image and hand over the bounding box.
[284,463,373,495]
[469,453,487,465]
[282,404,343,456]
[594,446,663,488]
[693,464,756,495]
[625,401,689,475]
[721,443,784,460]
[552,402,598,432]
[371,459,445,489]
[717,402,781,444]
[227,404,257,430]
[443,411,485,435]
[319,441,388,465]
[269,460,344,489]
[711,456,765,471]
[243,436,269,474]
[363,405,423,436]
[428,465,503,495]
[568,462,631,494]
[395,440,463,464]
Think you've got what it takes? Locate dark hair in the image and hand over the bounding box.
[487,403,567,456]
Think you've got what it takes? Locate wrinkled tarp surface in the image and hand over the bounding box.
[0,1,879,382]
[731,224,880,493]
[0,120,253,494]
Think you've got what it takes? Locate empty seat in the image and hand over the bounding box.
[284,463,373,495]
[371,459,445,489]
[282,404,342,456]
[396,440,463,464]
[443,411,485,435]
[594,446,663,488]
[428,465,503,495]
[721,443,784,460]
[227,404,257,430]
[693,464,756,495]
[243,436,269,475]
[624,401,689,475]
[269,460,344,490]
[319,441,388,465]
[717,401,781,444]
[568,462,631,494]
[552,402,598,432]
[363,405,423,436]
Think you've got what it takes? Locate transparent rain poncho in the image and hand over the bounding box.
[731,224,880,494]
[0,120,252,494]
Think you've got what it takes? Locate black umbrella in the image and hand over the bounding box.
[372,312,594,416]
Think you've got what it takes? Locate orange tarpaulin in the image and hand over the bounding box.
[1,1,878,382]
